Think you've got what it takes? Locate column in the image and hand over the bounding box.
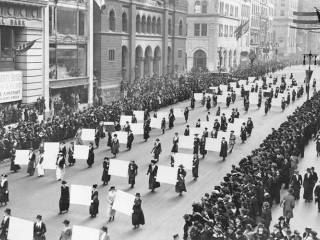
[162,0,169,74]
[88,0,94,104]
[129,3,137,82]
[43,5,50,116]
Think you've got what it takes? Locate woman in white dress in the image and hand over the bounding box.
[56,152,66,181]
[37,150,45,177]
[107,186,116,222]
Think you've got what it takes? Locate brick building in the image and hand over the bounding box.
[93,0,187,102]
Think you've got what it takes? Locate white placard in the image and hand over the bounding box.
[257,80,263,87]
[217,95,226,103]
[74,145,89,160]
[209,86,218,92]
[234,88,241,95]
[178,136,194,149]
[81,129,95,142]
[173,153,193,170]
[109,159,129,177]
[272,97,282,107]
[150,117,161,129]
[220,85,228,92]
[130,123,144,135]
[43,142,60,169]
[174,108,184,118]
[8,217,33,240]
[113,131,128,144]
[249,93,259,105]
[71,225,100,240]
[285,79,292,85]
[194,93,203,101]
[230,82,237,89]
[244,85,251,91]
[205,138,220,152]
[14,150,29,165]
[120,115,133,126]
[156,165,178,185]
[133,110,144,121]
[0,71,22,104]
[239,80,247,86]
[112,190,135,216]
[103,121,114,126]
[189,127,203,136]
[70,185,92,206]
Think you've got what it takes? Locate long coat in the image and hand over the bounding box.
[290,174,302,199]
[33,222,47,240]
[59,185,70,212]
[89,190,99,216]
[0,217,9,240]
[282,193,295,219]
[101,160,111,183]
[0,180,8,204]
[27,152,36,175]
[175,168,187,193]
[111,139,120,155]
[128,163,138,185]
[87,147,94,167]
[219,141,228,158]
[132,199,145,226]
[303,173,314,201]
[147,164,160,190]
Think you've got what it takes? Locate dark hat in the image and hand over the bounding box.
[4,208,11,215]
[178,164,184,168]
[62,219,70,225]
[36,215,42,220]
[135,193,141,197]
[156,138,160,141]
[62,180,67,184]
[92,184,98,188]
[109,186,115,191]
[294,230,300,235]
[278,216,285,221]
[151,160,157,164]
[186,125,190,127]
[101,226,108,232]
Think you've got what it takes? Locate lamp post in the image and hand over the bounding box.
[303,50,318,100]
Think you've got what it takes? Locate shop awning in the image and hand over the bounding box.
[49,77,89,89]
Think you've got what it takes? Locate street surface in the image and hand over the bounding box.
[2,65,320,240]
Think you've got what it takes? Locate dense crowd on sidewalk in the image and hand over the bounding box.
[182,90,320,240]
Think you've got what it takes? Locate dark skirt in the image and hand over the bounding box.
[128,175,136,185]
[101,170,111,183]
[132,210,145,225]
[175,180,187,193]
[149,177,160,190]
[171,143,178,153]
[27,161,35,175]
[89,200,99,216]
[59,198,70,212]
[0,188,8,203]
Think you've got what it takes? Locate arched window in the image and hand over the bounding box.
[109,10,115,31]
[147,16,151,33]
[168,19,172,35]
[202,1,208,14]
[152,17,156,34]
[157,17,161,34]
[193,49,207,70]
[136,15,141,33]
[142,16,146,33]
[194,1,201,13]
[122,12,128,32]
[179,20,183,36]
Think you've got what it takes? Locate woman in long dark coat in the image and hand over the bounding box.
[168,109,175,129]
[27,148,36,176]
[192,154,199,181]
[143,123,150,142]
[68,142,75,166]
[87,143,94,167]
[0,175,8,206]
[107,132,112,148]
[90,184,99,218]
[219,138,228,161]
[101,157,111,185]
[10,149,20,173]
[193,136,200,155]
[190,96,195,110]
[303,169,313,202]
[146,160,160,192]
[184,107,189,122]
[171,133,179,153]
[132,193,145,229]
[59,181,70,214]
[199,135,207,159]
[111,135,120,157]
[240,123,247,143]
[128,161,138,188]
[175,165,187,196]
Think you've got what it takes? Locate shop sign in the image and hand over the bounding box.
[0,17,26,27]
[0,71,23,103]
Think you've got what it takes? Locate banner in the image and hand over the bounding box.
[0,71,22,103]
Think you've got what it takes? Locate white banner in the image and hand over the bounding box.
[0,71,22,103]
[112,190,135,216]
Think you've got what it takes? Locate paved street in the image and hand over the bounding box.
[2,65,319,240]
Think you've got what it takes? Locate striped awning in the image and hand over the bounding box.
[293,10,320,24]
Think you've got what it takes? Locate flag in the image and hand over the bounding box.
[293,9,320,24]
[94,0,106,10]
[14,38,39,55]
[235,20,249,40]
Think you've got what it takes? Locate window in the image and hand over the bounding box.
[219,2,224,14]
[178,50,183,58]
[202,1,208,14]
[219,24,223,37]
[225,4,229,16]
[79,10,86,36]
[229,26,233,37]
[0,27,13,58]
[122,12,128,32]
[147,16,151,33]
[57,7,77,35]
[152,17,156,34]
[224,25,228,37]
[194,23,200,36]
[142,16,146,33]
[230,5,234,16]
[49,44,87,79]
[168,19,172,35]
[108,49,115,61]
[194,1,201,13]
[136,15,141,33]
[201,23,207,36]
[109,10,115,31]
[157,18,161,34]
[179,20,183,36]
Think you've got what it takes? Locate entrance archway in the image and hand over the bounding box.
[193,49,207,70]
[153,46,161,76]
[135,46,143,80]
[144,46,152,77]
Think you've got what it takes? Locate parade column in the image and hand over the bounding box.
[43,4,50,117]
[88,0,94,105]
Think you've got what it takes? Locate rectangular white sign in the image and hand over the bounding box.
[133,110,144,121]
[178,136,194,149]
[8,217,33,240]
[0,71,22,103]
[14,150,29,165]
[74,145,89,160]
[112,190,135,216]
[81,129,95,142]
[156,165,178,185]
[71,225,100,240]
[109,159,129,177]
[70,185,92,206]
[173,153,193,170]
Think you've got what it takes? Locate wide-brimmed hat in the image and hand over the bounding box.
[62,219,70,225]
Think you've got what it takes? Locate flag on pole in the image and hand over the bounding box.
[235,20,249,40]
[293,9,320,24]
[94,0,106,10]
[14,38,39,55]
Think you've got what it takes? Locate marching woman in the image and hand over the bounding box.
[128,161,138,188]
[184,107,189,123]
[171,133,179,154]
[0,175,8,206]
[161,117,166,134]
[316,135,320,157]
[146,160,160,192]
[10,148,20,173]
[33,215,46,240]
[240,123,247,143]
[111,135,120,158]
[219,137,228,161]
[59,181,70,214]
[206,96,211,111]
[169,108,175,129]
[56,152,66,181]
[264,99,270,115]
[229,130,236,153]
[199,135,207,159]
[192,154,199,181]
[68,142,75,166]
[90,184,99,218]
[143,122,150,142]
[281,97,286,111]
[107,186,116,222]
[175,165,187,196]
[190,96,195,110]
[132,193,145,229]
[151,139,162,162]
[216,106,221,116]
[87,142,95,167]
[27,148,36,176]
[127,130,134,151]
[36,150,45,177]
[101,157,111,186]
[246,117,254,137]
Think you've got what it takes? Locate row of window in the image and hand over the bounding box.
[218,24,237,38]
[219,2,239,18]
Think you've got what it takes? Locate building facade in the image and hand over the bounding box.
[0,0,47,106]
[272,0,298,57]
[186,0,241,72]
[93,0,187,102]
[239,0,251,64]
